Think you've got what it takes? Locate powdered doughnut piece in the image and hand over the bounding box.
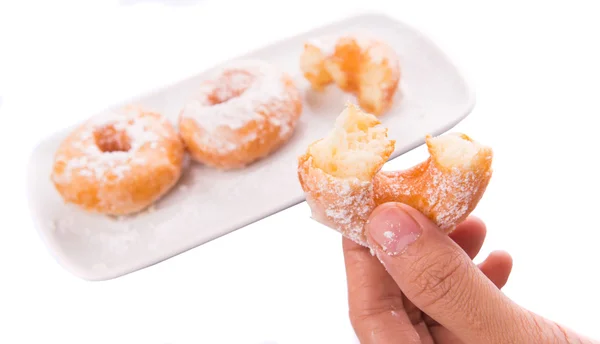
[300,34,401,115]
[373,133,493,233]
[298,103,395,245]
[179,60,303,169]
[51,106,185,215]
[297,103,493,246]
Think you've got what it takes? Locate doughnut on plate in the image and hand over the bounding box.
[26,12,475,280]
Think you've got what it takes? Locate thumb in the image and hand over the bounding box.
[365,203,544,344]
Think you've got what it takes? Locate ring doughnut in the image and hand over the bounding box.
[300,34,401,116]
[297,103,493,246]
[179,60,303,169]
[51,106,185,215]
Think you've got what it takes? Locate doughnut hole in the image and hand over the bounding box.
[309,103,395,180]
[94,124,131,153]
[207,70,255,105]
[427,133,487,169]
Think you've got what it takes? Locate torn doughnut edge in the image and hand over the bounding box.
[309,104,489,183]
[308,102,395,181]
[301,102,492,246]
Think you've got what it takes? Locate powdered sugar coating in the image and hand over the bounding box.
[372,135,493,233]
[354,34,399,67]
[299,133,493,247]
[51,106,185,215]
[181,60,299,152]
[179,60,302,169]
[374,165,490,232]
[53,107,172,184]
[300,154,376,246]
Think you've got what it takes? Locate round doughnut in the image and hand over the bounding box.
[300,34,401,116]
[297,103,493,247]
[179,60,303,169]
[51,106,185,215]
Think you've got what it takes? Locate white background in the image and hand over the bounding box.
[1,0,599,343]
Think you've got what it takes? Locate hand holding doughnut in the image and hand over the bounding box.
[297,103,493,247]
[343,206,599,343]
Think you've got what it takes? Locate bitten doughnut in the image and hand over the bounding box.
[297,103,493,247]
[179,60,303,169]
[300,34,401,116]
[51,106,185,215]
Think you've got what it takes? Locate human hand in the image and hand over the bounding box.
[343,202,597,344]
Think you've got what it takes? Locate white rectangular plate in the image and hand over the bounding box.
[27,12,475,281]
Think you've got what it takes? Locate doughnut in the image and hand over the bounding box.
[300,34,401,116]
[297,103,493,247]
[179,60,303,169]
[51,106,185,215]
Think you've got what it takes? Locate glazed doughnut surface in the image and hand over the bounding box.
[51,106,185,215]
[179,60,303,169]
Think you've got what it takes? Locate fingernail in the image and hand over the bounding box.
[366,205,422,255]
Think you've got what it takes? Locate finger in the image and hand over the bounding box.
[401,216,487,326]
[364,202,530,344]
[448,216,486,259]
[423,250,514,328]
[478,250,513,289]
[341,237,422,344]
